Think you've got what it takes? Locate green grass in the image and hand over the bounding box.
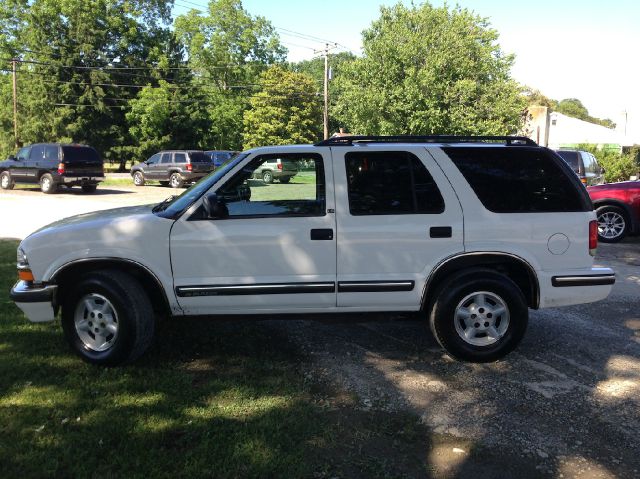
[0,240,432,478]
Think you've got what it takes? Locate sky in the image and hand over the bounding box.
[172,0,640,141]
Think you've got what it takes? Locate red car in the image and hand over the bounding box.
[588,181,640,242]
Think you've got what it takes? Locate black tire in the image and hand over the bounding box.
[279,177,290,184]
[133,171,145,186]
[0,171,14,190]
[169,172,184,188]
[262,170,273,184]
[596,205,628,243]
[428,270,528,363]
[81,184,97,193]
[40,173,58,194]
[61,270,156,366]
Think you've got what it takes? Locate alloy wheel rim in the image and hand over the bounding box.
[171,175,179,187]
[598,212,625,239]
[134,173,142,185]
[454,291,510,346]
[42,177,50,190]
[1,175,8,188]
[74,293,119,352]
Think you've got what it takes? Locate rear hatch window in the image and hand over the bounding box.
[61,145,103,176]
[556,150,580,173]
[188,152,209,162]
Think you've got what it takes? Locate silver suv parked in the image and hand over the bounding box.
[252,157,298,183]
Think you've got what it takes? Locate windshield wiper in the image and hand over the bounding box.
[152,195,177,213]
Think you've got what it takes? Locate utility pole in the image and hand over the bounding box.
[314,43,337,140]
[12,58,18,148]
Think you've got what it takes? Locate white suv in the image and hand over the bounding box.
[10,136,615,366]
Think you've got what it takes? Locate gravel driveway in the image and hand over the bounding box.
[1,186,638,477]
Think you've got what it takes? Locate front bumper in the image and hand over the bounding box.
[9,280,58,322]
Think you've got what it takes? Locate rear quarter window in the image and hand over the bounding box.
[443,147,590,213]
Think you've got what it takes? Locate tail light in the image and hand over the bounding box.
[186,162,192,172]
[277,159,283,170]
[589,220,598,256]
[57,162,65,174]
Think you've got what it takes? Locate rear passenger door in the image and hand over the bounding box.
[332,147,464,309]
[156,152,173,179]
[26,144,46,182]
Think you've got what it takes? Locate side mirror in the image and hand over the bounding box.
[8,155,16,161]
[202,193,228,219]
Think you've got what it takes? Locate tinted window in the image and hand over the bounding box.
[345,151,444,215]
[16,147,30,161]
[188,152,207,162]
[30,145,45,161]
[444,147,588,213]
[61,146,100,163]
[216,153,325,217]
[174,153,187,164]
[160,153,172,164]
[44,145,59,161]
[147,153,161,165]
[556,150,580,172]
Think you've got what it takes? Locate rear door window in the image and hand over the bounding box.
[345,151,445,215]
[44,145,59,161]
[160,153,172,164]
[174,153,187,164]
[444,147,590,213]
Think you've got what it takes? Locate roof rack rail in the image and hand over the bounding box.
[314,135,537,147]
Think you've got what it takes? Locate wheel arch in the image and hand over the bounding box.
[51,258,172,317]
[422,252,540,311]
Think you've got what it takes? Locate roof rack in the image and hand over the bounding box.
[314,135,537,147]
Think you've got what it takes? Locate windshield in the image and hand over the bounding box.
[155,153,249,218]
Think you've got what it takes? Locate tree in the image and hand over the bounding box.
[174,0,286,150]
[556,98,589,121]
[290,51,355,134]
[333,2,525,135]
[242,66,321,148]
[0,0,173,163]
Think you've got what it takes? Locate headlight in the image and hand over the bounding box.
[17,247,28,267]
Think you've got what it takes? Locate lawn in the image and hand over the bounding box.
[0,240,431,478]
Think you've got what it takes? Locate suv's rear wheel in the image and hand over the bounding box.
[0,171,14,190]
[61,270,155,366]
[596,205,628,243]
[133,171,145,186]
[40,173,57,194]
[262,170,273,184]
[429,270,528,362]
[169,172,184,188]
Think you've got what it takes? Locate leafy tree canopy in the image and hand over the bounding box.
[333,2,525,136]
[243,65,321,149]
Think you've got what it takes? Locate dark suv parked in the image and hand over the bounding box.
[131,150,213,188]
[0,143,103,194]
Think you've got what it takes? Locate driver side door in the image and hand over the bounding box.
[170,150,337,314]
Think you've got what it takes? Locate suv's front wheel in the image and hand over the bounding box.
[61,270,155,366]
[429,270,528,362]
